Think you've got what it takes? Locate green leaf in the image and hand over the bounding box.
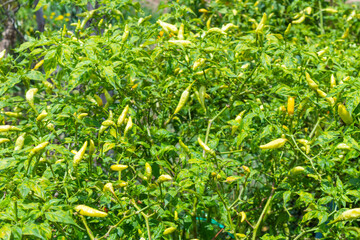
[45,210,80,227]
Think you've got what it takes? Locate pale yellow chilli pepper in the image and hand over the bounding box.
[0,138,10,144]
[260,138,287,149]
[14,133,26,151]
[158,174,172,183]
[26,88,38,109]
[0,125,21,132]
[32,60,44,70]
[198,137,215,156]
[4,112,23,118]
[221,23,237,32]
[305,72,318,90]
[102,120,115,127]
[89,139,95,155]
[292,14,305,24]
[178,23,184,40]
[207,27,226,35]
[36,109,48,121]
[284,23,291,35]
[122,24,130,43]
[316,89,327,98]
[77,113,88,120]
[123,116,133,137]
[330,74,336,88]
[338,104,353,125]
[111,164,128,171]
[255,13,267,33]
[341,28,349,39]
[163,227,177,235]
[94,94,103,107]
[117,105,129,126]
[157,20,178,34]
[103,182,116,196]
[30,142,49,156]
[231,110,246,135]
[145,162,152,179]
[330,208,360,224]
[73,141,88,166]
[192,58,206,71]
[174,83,193,115]
[168,40,192,47]
[74,205,108,218]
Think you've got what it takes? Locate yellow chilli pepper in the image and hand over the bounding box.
[103,183,116,196]
[74,205,108,218]
[145,162,152,179]
[287,97,295,116]
[338,104,353,125]
[117,105,129,126]
[330,208,360,224]
[260,138,287,149]
[14,133,26,151]
[0,125,21,132]
[177,23,184,40]
[111,164,128,171]
[163,227,177,235]
[26,88,38,109]
[231,110,246,135]
[158,174,173,183]
[73,141,88,166]
[36,109,48,121]
[32,60,44,70]
[305,72,318,90]
[174,83,193,115]
[0,138,10,144]
[30,142,49,156]
[123,116,133,137]
[198,137,215,156]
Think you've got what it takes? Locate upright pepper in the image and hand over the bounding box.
[14,133,26,151]
[287,97,295,116]
[231,110,246,135]
[173,83,194,115]
[124,117,133,137]
[26,88,38,110]
[178,23,184,40]
[117,105,129,126]
[73,141,88,166]
[338,104,353,125]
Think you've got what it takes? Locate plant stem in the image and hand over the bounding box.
[80,215,95,240]
[252,186,275,240]
[131,199,152,240]
[203,105,228,157]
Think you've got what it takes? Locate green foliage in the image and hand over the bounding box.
[1,0,360,239]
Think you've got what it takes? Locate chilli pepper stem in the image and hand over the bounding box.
[290,135,321,180]
[203,106,228,157]
[80,215,95,240]
[131,199,152,240]
[25,155,34,177]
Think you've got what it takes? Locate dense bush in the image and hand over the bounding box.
[1,0,360,239]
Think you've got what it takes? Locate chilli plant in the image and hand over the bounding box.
[1,0,360,239]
